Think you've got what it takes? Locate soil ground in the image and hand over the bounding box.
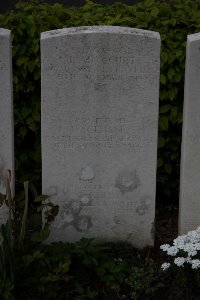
[155,204,178,260]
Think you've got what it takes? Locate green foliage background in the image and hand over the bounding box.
[0,0,198,202]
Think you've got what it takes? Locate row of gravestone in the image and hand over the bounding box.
[0,26,198,249]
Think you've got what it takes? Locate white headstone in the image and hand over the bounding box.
[179,33,200,234]
[0,28,14,224]
[41,26,160,248]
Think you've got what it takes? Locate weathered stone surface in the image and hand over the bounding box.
[0,28,14,223]
[41,26,160,248]
[179,33,200,235]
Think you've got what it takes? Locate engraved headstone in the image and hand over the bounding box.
[41,26,160,248]
[0,28,14,224]
[179,33,200,234]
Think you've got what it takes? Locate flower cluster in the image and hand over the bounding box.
[160,227,200,270]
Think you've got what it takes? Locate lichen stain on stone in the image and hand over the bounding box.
[115,169,140,194]
[80,194,92,206]
[59,206,74,227]
[55,195,93,232]
[69,199,82,214]
[135,195,152,216]
[79,165,95,181]
[113,215,121,225]
[136,205,146,216]
[74,215,92,232]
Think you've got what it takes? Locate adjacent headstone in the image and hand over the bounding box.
[0,28,14,224]
[41,26,160,248]
[179,33,200,235]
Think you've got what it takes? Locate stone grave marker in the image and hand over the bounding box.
[0,28,14,224]
[179,33,200,235]
[41,26,160,248]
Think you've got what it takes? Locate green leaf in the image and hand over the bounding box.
[160,74,167,85]
[176,49,183,58]
[161,51,168,63]
[34,195,49,203]
[25,15,34,25]
[167,69,175,81]
[144,0,154,8]
[158,137,165,148]
[157,157,163,168]
[16,56,28,66]
[22,254,34,266]
[168,88,176,101]
[33,250,44,259]
[160,89,168,101]
[30,226,50,242]
[150,6,159,17]
[36,205,45,212]
[164,163,172,174]
[170,106,178,120]
[159,116,169,131]
[160,104,171,114]
[27,61,35,73]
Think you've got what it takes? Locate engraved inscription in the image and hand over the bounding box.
[44,134,155,151]
[44,117,156,151]
[115,169,140,194]
[42,47,152,83]
[189,135,200,145]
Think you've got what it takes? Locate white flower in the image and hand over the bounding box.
[160,244,170,251]
[173,235,187,246]
[174,257,185,267]
[187,250,197,257]
[185,257,192,263]
[161,262,170,271]
[166,246,179,257]
[195,243,200,251]
[190,259,200,269]
[183,244,197,256]
[161,226,200,271]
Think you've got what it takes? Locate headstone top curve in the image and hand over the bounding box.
[0,28,11,37]
[41,26,160,41]
[187,32,200,43]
